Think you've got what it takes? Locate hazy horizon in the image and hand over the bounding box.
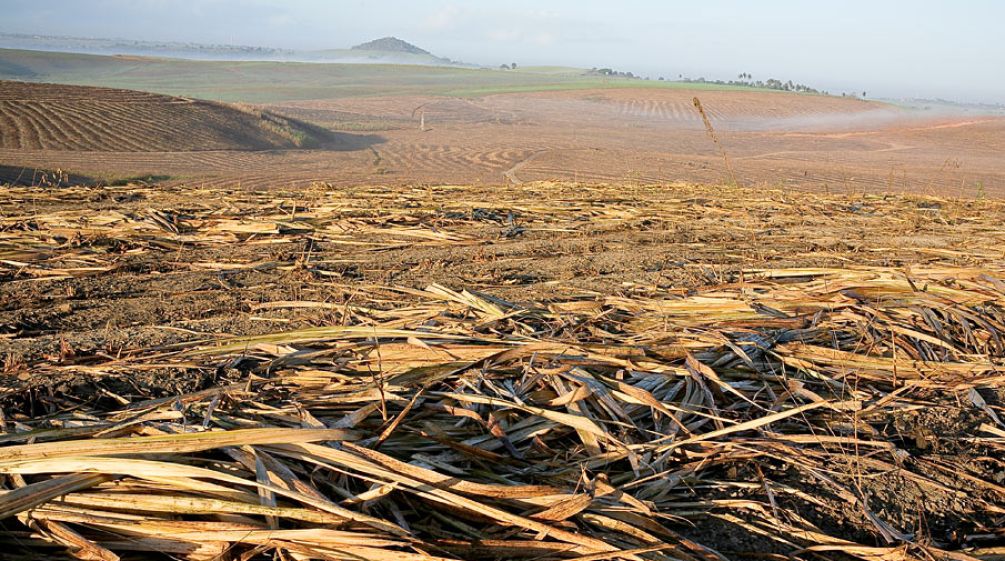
[1,0,1002,104]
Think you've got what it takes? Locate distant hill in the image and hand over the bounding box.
[0,32,294,60]
[339,37,461,66]
[351,37,432,56]
[0,32,466,67]
[0,80,331,151]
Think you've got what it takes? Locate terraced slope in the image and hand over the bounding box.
[0,81,326,152]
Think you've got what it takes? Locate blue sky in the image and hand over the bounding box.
[2,0,1002,102]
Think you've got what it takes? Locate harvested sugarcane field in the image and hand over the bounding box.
[2,3,1005,561]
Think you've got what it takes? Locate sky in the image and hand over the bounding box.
[1,0,1003,103]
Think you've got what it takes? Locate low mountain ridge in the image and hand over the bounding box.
[351,37,431,56]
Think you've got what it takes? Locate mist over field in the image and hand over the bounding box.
[0,0,1002,103]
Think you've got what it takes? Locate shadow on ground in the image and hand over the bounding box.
[271,111,386,151]
[0,164,95,186]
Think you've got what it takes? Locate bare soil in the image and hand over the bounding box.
[1,84,1004,561]
[2,86,1001,196]
[0,81,333,153]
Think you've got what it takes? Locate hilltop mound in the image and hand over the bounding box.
[350,37,431,56]
[0,81,329,152]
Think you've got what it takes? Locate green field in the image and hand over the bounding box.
[0,48,764,103]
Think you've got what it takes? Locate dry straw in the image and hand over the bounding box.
[0,182,1003,560]
[693,97,738,187]
[0,265,1003,559]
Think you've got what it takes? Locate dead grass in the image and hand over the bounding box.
[0,181,1003,560]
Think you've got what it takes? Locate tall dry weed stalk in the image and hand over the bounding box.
[692,97,738,187]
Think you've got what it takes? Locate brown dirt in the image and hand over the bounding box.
[2,82,1005,560]
[0,81,334,152]
[2,87,1002,196]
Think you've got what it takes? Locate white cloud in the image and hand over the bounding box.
[487,28,556,46]
[267,13,295,27]
[486,29,520,42]
[421,4,463,31]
